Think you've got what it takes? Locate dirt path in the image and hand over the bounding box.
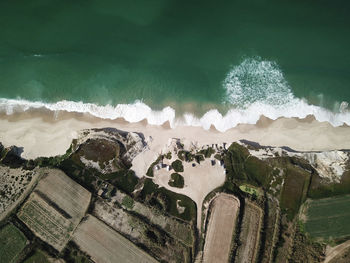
[324,240,350,263]
[202,194,240,263]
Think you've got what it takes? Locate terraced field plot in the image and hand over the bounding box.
[0,224,27,263]
[203,194,240,263]
[73,215,158,263]
[304,195,350,240]
[235,200,263,263]
[18,169,91,251]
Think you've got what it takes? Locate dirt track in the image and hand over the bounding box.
[325,240,350,263]
[202,194,240,263]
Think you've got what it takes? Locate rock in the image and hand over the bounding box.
[71,128,147,174]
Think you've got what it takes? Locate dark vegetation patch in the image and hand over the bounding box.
[194,154,205,164]
[138,179,196,222]
[171,159,184,172]
[146,155,163,178]
[198,147,215,158]
[23,249,51,263]
[62,241,92,263]
[224,143,271,187]
[280,166,311,220]
[308,171,350,199]
[100,170,139,194]
[178,151,194,162]
[290,226,325,262]
[0,146,26,168]
[168,173,184,188]
[0,224,27,263]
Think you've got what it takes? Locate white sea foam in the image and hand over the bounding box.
[0,97,349,132]
[0,57,349,132]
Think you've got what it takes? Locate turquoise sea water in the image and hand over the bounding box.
[0,0,349,130]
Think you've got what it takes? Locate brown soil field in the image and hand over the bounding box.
[202,193,240,263]
[235,200,263,263]
[18,169,91,251]
[73,215,158,263]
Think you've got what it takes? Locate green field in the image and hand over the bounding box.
[304,195,350,240]
[23,250,50,263]
[0,224,27,263]
[239,184,263,197]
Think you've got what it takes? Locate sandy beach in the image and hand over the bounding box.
[0,109,349,161]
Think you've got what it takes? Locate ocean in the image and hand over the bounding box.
[0,0,349,131]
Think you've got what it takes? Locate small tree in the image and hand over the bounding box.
[171,159,184,172]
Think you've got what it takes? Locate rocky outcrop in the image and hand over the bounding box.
[243,140,350,183]
[71,128,147,174]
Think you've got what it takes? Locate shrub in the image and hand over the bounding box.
[171,160,184,172]
[168,173,184,188]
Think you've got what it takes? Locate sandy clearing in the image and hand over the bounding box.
[153,157,226,230]
[73,215,158,263]
[324,240,350,263]
[203,194,240,263]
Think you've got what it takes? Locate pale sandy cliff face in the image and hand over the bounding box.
[246,142,349,183]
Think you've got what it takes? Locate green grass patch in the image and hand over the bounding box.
[122,195,134,209]
[107,170,139,194]
[224,142,271,187]
[304,195,350,240]
[168,173,184,188]
[308,171,350,199]
[0,224,27,263]
[23,250,50,263]
[139,179,196,222]
[280,166,310,220]
[239,184,263,197]
[171,159,184,172]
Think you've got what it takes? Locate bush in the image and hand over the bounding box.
[168,173,184,188]
[171,160,184,172]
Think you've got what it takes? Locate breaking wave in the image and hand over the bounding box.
[0,57,349,132]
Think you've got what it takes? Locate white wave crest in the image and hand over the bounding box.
[0,97,349,132]
[0,57,349,131]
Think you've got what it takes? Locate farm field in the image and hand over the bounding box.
[93,197,190,262]
[17,169,91,251]
[0,224,27,263]
[203,194,240,263]
[73,215,158,263]
[235,200,263,263]
[303,195,350,240]
[23,250,51,263]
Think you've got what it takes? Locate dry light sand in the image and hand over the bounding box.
[1,110,349,162]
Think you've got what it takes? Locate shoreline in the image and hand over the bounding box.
[1,109,350,160]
